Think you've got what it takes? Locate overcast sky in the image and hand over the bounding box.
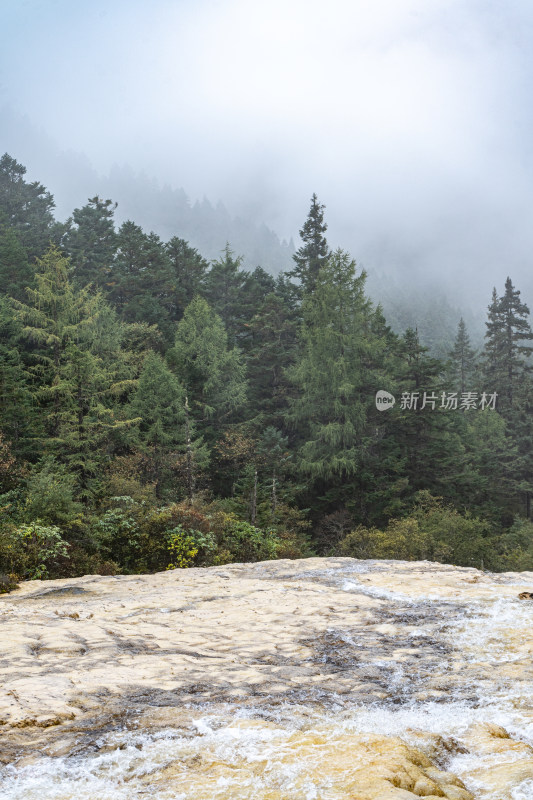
[2,0,533,303]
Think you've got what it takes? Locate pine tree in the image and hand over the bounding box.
[388,327,471,508]
[64,196,117,288]
[483,278,533,411]
[448,318,477,395]
[288,249,374,486]
[169,296,247,435]
[204,244,248,346]
[0,227,34,301]
[239,266,277,350]
[12,245,122,496]
[245,292,298,427]
[288,193,330,296]
[0,296,36,458]
[110,221,173,342]
[0,153,59,258]
[128,351,187,498]
[165,236,209,322]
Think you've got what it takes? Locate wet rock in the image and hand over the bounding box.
[0,557,532,798]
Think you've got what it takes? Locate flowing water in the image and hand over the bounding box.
[1,559,533,799]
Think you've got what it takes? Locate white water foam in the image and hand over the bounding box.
[3,565,533,799]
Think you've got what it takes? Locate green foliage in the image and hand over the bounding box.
[204,244,248,346]
[2,156,533,581]
[245,292,297,426]
[165,237,209,321]
[0,573,18,593]
[166,526,200,569]
[211,512,280,562]
[170,296,247,425]
[0,227,33,301]
[448,318,477,395]
[338,493,496,569]
[24,457,83,526]
[7,521,69,579]
[498,517,533,571]
[484,278,533,412]
[288,249,376,485]
[288,193,330,296]
[95,498,141,572]
[110,221,173,341]
[64,196,117,288]
[0,153,59,258]
[128,351,187,497]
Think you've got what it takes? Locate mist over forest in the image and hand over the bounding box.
[3,1,533,331]
[2,1,533,586]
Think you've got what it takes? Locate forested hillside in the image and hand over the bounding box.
[1,153,533,586]
[0,106,295,272]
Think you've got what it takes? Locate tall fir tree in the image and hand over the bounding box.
[64,196,117,289]
[128,351,187,498]
[169,296,247,433]
[110,221,173,342]
[448,318,477,395]
[0,296,36,458]
[288,193,330,297]
[389,327,470,508]
[245,291,298,427]
[11,245,123,497]
[483,278,533,411]
[287,249,376,496]
[204,244,248,346]
[165,236,209,322]
[0,153,59,258]
[0,227,34,301]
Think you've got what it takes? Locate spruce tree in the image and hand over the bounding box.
[0,296,36,458]
[288,193,330,296]
[288,249,374,485]
[246,292,297,426]
[448,318,477,395]
[111,221,173,342]
[0,227,34,301]
[0,153,59,258]
[390,327,471,507]
[165,236,209,322]
[64,196,117,289]
[128,351,187,498]
[12,245,122,496]
[170,296,247,433]
[483,278,533,411]
[204,244,248,346]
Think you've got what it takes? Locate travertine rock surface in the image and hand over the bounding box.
[1,558,533,799]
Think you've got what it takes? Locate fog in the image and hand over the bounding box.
[2,0,533,314]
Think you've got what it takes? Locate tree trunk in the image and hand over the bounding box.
[185,395,194,504]
[251,467,258,525]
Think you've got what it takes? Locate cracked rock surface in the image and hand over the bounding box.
[1,557,533,798]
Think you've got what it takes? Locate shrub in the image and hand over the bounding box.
[9,522,70,579]
[337,492,497,569]
[166,526,199,569]
[498,517,533,571]
[0,573,18,593]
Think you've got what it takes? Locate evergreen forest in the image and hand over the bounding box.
[1,152,533,588]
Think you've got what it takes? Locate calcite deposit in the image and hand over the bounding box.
[1,557,533,799]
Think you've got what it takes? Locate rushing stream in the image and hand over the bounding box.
[1,558,533,799]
